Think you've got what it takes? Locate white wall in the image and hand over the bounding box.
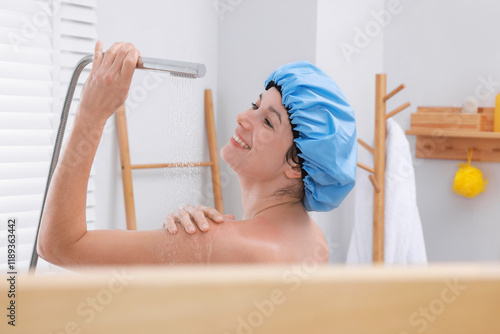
[383,0,500,261]
[217,0,318,219]
[95,0,219,231]
[315,0,385,262]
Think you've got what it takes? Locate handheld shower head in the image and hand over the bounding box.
[137,56,206,78]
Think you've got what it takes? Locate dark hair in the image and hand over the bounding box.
[266,81,306,202]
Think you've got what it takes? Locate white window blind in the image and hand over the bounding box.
[0,0,98,274]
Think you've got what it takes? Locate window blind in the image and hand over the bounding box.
[0,0,98,274]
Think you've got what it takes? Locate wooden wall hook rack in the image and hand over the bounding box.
[356,74,411,263]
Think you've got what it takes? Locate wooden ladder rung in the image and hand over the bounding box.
[131,162,213,169]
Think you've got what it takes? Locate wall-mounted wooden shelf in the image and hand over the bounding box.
[406,107,500,162]
[406,129,500,139]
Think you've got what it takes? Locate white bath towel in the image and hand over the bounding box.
[346,118,427,265]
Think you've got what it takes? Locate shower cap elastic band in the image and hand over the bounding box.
[265,61,357,211]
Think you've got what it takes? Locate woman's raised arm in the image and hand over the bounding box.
[37,41,141,264]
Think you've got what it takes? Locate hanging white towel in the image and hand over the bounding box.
[346,118,427,265]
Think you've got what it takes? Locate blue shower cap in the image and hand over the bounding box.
[265,61,357,212]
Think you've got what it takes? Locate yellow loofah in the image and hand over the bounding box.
[452,148,487,198]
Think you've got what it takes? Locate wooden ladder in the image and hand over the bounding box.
[115,89,224,230]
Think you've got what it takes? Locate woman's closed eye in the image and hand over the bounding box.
[251,102,274,129]
[264,118,274,128]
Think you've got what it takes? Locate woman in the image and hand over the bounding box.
[37,41,357,267]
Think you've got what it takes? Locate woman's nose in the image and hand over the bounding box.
[236,108,254,129]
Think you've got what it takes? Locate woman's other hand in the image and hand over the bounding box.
[163,204,235,234]
[79,41,140,127]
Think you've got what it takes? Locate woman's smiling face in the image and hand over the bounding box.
[221,86,296,181]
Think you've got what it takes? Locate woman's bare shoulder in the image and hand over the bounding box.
[206,216,279,263]
[209,216,329,264]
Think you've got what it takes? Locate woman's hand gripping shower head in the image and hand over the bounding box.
[79,41,141,127]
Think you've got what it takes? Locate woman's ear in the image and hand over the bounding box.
[285,165,302,179]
